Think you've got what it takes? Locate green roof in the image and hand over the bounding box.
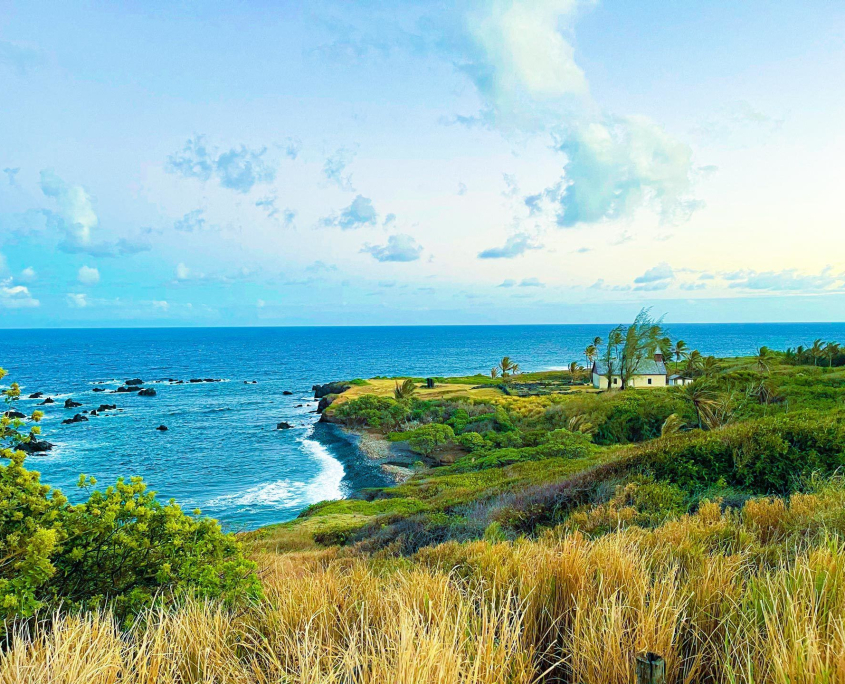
[593,359,667,376]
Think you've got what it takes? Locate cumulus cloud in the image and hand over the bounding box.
[1,278,39,309]
[40,170,98,247]
[3,167,19,185]
[166,136,276,193]
[361,234,423,262]
[66,293,88,308]
[634,262,674,284]
[77,265,100,285]
[498,279,516,288]
[458,0,589,129]
[549,116,700,227]
[36,171,151,257]
[19,267,36,283]
[323,147,355,190]
[175,263,191,281]
[322,195,378,230]
[478,232,542,259]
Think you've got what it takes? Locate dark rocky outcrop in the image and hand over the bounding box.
[92,387,105,392]
[156,425,168,431]
[40,397,55,405]
[64,399,82,408]
[138,388,157,397]
[97,404,117,411]
[62,414,88,425]
[116,386,141,393]
[4,410,26,419]
[282,390,293,395]
[276,421,293,430]
[89,410,97,416]
[244,380,258,384]
[19,438,54,453]
[28,392,44,399]
[125,378,144,386]
[312,381,351,399]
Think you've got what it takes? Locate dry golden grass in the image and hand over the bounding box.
[336,378,504,406]
[5,484,845,683]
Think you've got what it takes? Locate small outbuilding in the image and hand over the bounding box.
[668,374,693,386]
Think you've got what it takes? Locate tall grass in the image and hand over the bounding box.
[5,481,845,683]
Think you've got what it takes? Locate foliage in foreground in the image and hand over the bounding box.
[6,479,845,683]
[1,368,259,624]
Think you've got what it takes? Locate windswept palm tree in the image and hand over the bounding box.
[684,350,703,377]
[661,413,686,437]
[672,340,688,363]
[681,381,719,430]
[824,342,840,368]
[490,366,499,379]
[755,346,773,375]
[592,336,602,348]
[584,344,598,369]
[498,356,517,377]
[810,339,825,366]
[568,361,584,374]
[701,356,721,378]
[393,378,417,400]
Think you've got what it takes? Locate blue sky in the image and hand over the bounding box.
[2,0,844,326]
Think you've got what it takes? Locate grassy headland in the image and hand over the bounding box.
[5,334,845,682]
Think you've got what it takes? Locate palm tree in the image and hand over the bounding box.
[684,350,703,377]
[755,346,773,375]
[568,361,584,374]
[490,366,499,379]
[824,342,840,368]
[681,381,719,430]
[510,363,521,375]
[661,413,686,437]
[810,339,824,366]
[592,336,602,348]
[700,356,720,378]
[584,344,598,369]
[393,379,417,400]
[498,356,517,377]
[672,340,688,363]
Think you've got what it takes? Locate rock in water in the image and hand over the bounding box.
[138,388,157,397]
[62,414,88,425]
[97,404,117,411]
[40,397,55,405]
[4,410,26,419]
[282,390,293,395]
[19,439,54,453]
[125,378,144,386]
[28,392,44,399]
[92,387,105,392]
[64,399,82,408]
[276,421,293,430]
[156,425,168,431]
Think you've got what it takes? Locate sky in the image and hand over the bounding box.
[1,0,845,327]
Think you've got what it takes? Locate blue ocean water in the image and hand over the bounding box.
[2,323,845,529]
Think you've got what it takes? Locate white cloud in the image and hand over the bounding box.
[478,232,543,259]
[77,265,100,285]
[66,293,88,308]
[19,267,36,283]
[322,195,378,230]
[166,136,276,193]
[1,278,39,309]
[461,0,589,128]
[175,263,191,281]
[40,170,98,247]
[551,115,700,227]
[634,262,674,284]
[152,300,169,311]
[361,234,423,262]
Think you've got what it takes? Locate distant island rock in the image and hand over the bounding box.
[62,414,88,425]
[138,388,157,397]
[64,399,82,408]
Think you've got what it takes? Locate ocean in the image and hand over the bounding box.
[2,323,844,530]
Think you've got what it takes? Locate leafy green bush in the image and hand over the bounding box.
[642,410,845,494]
[401,424,455,456]
[1,368,259,624]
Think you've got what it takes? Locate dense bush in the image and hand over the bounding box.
[641,410,845,493]
[1,369,260,624]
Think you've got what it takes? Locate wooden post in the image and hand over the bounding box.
[635,652,665,684]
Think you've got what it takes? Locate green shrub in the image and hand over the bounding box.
[0,368,259,625]
[401,424,456,456]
